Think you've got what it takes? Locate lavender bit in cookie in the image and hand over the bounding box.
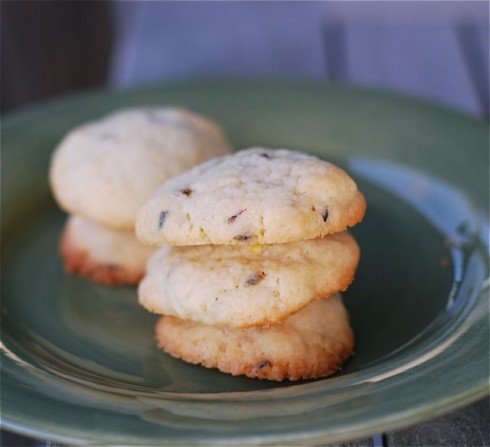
[245,271,266,286]
[158,211,168,228]
[233,233,253,242]
[321,207,329,222]
[258,360,272,369]
[180,188,193,197]
[227,209,246,224]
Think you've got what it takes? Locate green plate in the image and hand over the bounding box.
[1,80,488,446]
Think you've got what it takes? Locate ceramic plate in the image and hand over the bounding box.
[1,80,488,446]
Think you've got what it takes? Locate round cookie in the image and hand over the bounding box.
[155,294,354,381]
[50,108,233,230]
[136,147,366,246]
[138,231,359,328]
[60,215,156,285]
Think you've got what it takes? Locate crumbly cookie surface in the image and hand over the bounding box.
[156,294,354,381]
[60,215,155,285]
[50,108,232,230]
[138,231,359,328]
[136,148,366,246]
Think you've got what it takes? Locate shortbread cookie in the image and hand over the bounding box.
[50,108,232,230]
[60,215,155,285]
[139,231,359,328]
[136,148,366,246]
[156,294,354,381]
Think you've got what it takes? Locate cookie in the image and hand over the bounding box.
[139,231,359,328]
[60,215,155,285]
[155,294,354,381]
[50,107,233,230]
[135,147,366,246]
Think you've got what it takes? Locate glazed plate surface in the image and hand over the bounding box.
[1,80,488,445]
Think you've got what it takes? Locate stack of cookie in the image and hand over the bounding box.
[49,107,232,285]
[136,148,366,381]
